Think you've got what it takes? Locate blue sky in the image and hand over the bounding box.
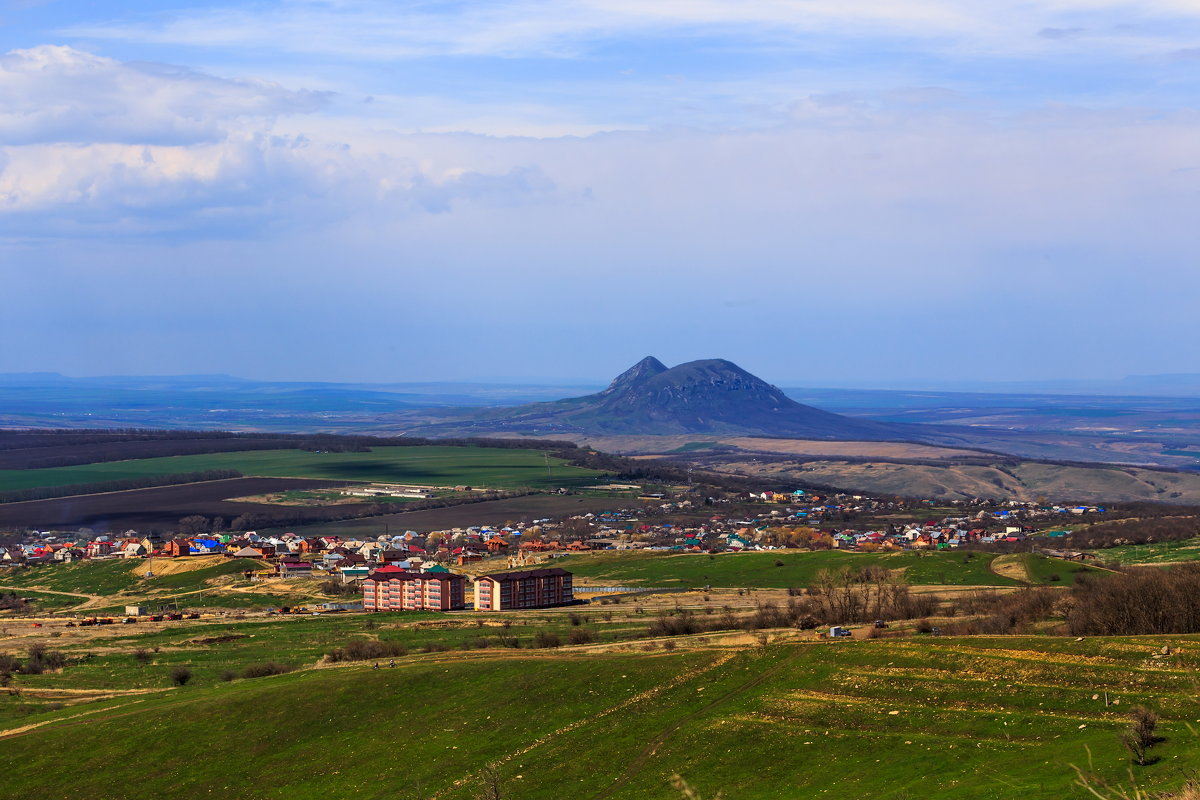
[2,1,1200,386]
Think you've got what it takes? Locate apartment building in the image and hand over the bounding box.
[362,566,465,611]
[474,567,574,611]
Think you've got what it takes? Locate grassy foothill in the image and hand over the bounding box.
[2,635,1199,799]
[558,549,1025,588]
[1099,537,1200,565]
[0,445,601,493]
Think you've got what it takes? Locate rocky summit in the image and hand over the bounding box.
[438,357,903,439]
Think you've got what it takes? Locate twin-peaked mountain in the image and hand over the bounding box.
[433,357,904,440]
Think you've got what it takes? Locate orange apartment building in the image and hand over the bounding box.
[363,566,465,611]
[474,567,574,611]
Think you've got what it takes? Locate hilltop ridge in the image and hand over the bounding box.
[421,357,904,440]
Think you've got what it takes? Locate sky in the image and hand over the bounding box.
[2,1,1200,387]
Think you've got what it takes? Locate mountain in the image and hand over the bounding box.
[424,357,905,440]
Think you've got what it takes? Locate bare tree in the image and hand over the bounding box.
[1120,706,1160,766]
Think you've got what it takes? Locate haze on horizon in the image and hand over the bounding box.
[3,1,1199,387]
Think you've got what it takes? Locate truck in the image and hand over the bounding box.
[829,626,853,638]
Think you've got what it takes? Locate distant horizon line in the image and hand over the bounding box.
[4,368,1200,398]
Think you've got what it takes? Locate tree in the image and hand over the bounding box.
[475,765,503,800]
[1120,706,1160,765]
[170,665,192,686]
[178,516,210,536]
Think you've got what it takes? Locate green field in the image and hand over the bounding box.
[0,446,601,493]
[559,549,1023,588]
[1019,553,1098,583]
[1098,537,1200,565]
[3,634,1199,799]
[0,558,143,596]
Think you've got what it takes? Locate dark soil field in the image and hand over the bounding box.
[0,478,355,531]
[283,494,649,534]
[0,433,307,470]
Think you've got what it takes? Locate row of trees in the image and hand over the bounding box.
[1065,515,1200,550]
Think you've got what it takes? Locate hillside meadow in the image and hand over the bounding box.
[2,634,1199,800]
[555,549,1089,588]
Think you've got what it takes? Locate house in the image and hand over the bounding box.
[276,559,314,578]
[473,568,574,611]
[228,546,269,559]
[162,539,193,558]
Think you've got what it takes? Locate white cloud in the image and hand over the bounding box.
[0,46,559,236]
[0,45,329,145]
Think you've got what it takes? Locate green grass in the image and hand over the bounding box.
[0,559,141,596]
[0,446,601,493]
[0,588,81,613]
[1100,537,1200,565]
[3,635,1199,799]
[558,549,1020,588]
[144,558,266,592]
[5,610,651,691]
[1020,553,1098,584]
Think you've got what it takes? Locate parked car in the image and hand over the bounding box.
[873,619,888,629]
[829,626,853,638]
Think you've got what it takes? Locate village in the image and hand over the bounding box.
[0,485,1107,616]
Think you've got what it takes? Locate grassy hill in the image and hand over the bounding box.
[0,446,600,493]
[3,635,1199,799]
[557,549,1024,588]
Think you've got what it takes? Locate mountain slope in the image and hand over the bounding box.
[420,357,907,440]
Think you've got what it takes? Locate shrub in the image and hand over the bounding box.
[220,669,236,682]
[1120,706,1160,766]
[533,631,562,649]
[568,612,584,626]
[568,628,596,645]
[241,662,293,679]
[133,648,151,665]
[319,580,360,597]
[170,666,192,686]
[1069,564,1200,635]
[326,637,407,663]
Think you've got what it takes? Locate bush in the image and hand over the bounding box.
[170,666,192,686]
[133,648,151,665]
[326,637,407,663]
[241,662,293,679]
[568,612,583,626]
[1069,564,1200,635]
[220,669,236,682]
[319,580,360,597]
[568,628,597,645]
[533,631,562,649]
[1120,706,1160,766]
